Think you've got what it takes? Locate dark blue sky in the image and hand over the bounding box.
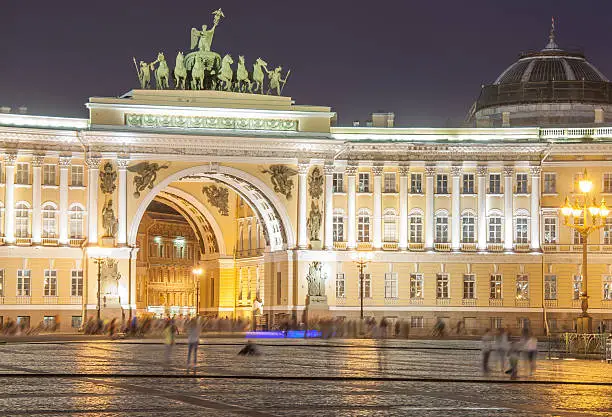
[1,0,611,126]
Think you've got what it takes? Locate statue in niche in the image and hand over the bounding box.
[102,199,118,237]
[261,164,298,199]
[128,162,169,198]
[99,162,117,194]
[202,184,229,216]
[306,261,327,297]
[307,201,322,242]
[308,166,324,200]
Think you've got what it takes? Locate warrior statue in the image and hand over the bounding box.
[266,66,290,96]
[133,58,152,89]
[307,201,322,241]
[152,52,170,90]
[191,8,224,52]
[102,199,118,237]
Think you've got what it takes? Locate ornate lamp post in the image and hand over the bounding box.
[192,268,203,317]
[352,252,373,320]
[92,257,104,322]
[560,170,609,333]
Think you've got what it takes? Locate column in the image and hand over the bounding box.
[372,164,383,249]
[58,156,71,245]
[31,155,44,245]
[323,163,334,250]
[297,162,309,249]
[346,165,357,249]
[503,166,514,251]
[3,154,17,244]
[398,166,409,250]
[86,156,101,245]
[477,166,488,250]
[117,157,129,245]
[530,166,541,251]
[424,166,436,250]
[451,166,461,251]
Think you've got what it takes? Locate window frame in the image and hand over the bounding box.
[15,162,30,185]
[384,272,398,298]
[435,215,449,243]
[357,210,371,243]
[461,213,476,243]
[409,215,423,243]
[543,216,558,244]
[335,273,345,298]
[515,173,528,194]
[489,274,502,299]
[544,274,557,300]
[383,173,396,193]
[436,273,450,299]
[332,173,344,193]
[462,173,475,194]
[357,273,372,298]
[516,274,529,300]
[42,164,57,186]
[17,269,31,297]
[488,173,501,194]
[44,270,58,297]
[488,216,502,243]
[515,216,529,244]
[463,274,475,299]
[436,174,449,194]
[410,273,424,299]
[71,165,84,187]
[543,172,556,194]
[358,172,370,193]
[71,270,83,297]
[410,173,422,194]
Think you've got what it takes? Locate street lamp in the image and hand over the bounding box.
[192,267,203,317]
[560,170,609,333]
[92,257,104,322]
[352,252,373,320]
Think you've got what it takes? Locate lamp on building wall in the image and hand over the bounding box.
[192,267,203,317]
[352,252,373,320]
[560,170,609,333]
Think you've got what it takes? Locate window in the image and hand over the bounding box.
[410,316,424,328]
[71,165,84,186]
[490,274,502,299]
[461,213,475,243]
[488,216,502,243]
[0,269,4,297]
[605,173,612,193]
[358,173,370,193]
[335,273,345,298]
[384,272,398,298]
[543,173,556,194]
[435,215,448,243]
[573,172,585,193]
[16,163,29,185]
[604,218,612,245]
[378,172,393,193]
[69,206,85,238]
[603,276,612,300]
[462,174,474,194]
[516,274,529,300]
[17,270,31,296]
[544,275,557,300]
[436,273,449,299]
[17,316,30,328]
[515,173,527,194]
[42,203,57,238]
[15,203,30,238]
[436,174,448,194]
[357,210,370,242]
[573,274,583,300]
[574,218,584,244]
[544,217,557,244]
[332,173,343,193]
[491,317,503,329]
[43,164,56,185]
[409,215,423,243]
[489,174,501,194]
[44,270,57,296]
[72,316,82,329]
[410,173,422,193]
[358,273,371,298]
[410,273,424,299]
[515,217,529,244]
[463,274,475,299]
[332,213,344,242]
[517,318,530,330]
[383,211,397,242]
[71,270,83,297]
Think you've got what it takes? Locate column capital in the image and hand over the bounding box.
[476,166,488,177]
[117,158,130,169]
[372,164,384,176]
[529,165,542,177]
[323,163,335,175]
[398,165,410,176]
[3,153,17,166]
[32,154,45,167]
[59,155,72,168]
[85,156,101,169]
[450,166,462,177]
[502,166,514,177]
[424,165,436,177]
[345,164,358,176]
[297,161,310,175]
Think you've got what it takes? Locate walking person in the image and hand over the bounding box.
[186,317,201,370]
[525,332,538,376]
[494,328,509,372]
[481,329,493,373]
[163,319,177,369]
[505,340,520,380]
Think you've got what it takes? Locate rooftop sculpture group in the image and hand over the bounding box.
[133,9,290,95]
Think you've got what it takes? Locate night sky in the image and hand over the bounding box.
[1,0,611,127]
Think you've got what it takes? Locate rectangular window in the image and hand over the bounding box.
[491,317,503,329]
[604,218,612,245]
[71,165,84,186]
[17,270,31,296]
[17,316,30,329]
[543,172,556,194]
[0,269,4,297]
[410,273,424,299]
[515,173,528,194]
[335,273,345,298]
[358,173,370,193]
[383,216,397,242]
[490,274,502,299]
[384,173,396,193]
[604,173,612,194]
[358,273,371,298]
[436,174,448,194]
[515,217,529,244]
[462,215,475,243]
[462,174,475,194]
[436,273,449,299]
[516,274,529,300]
[410,173,422,194]
[410,216,423,243]
[71,316,82,329]
[16,163,29,185]
[573,274,583,300]
[332,215,344,242]
[71,270,83,297]
[544,274,557,300]
[517,317,530,330]
[357,215,370,242]
[332,173,343,193]
[603,276,612,300]
[435,216,448,243]
[574,218,584,244]
[384,272,398,298]
[488,217,502,243]
[544,217,557,244]
[43,164,56,185]
[44,270,57,296]
[410,316,424,328]
[463,274,475,299]
[489,174,501,194]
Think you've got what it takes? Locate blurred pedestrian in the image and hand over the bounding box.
[238,340,260,356]
[186,317,201,370]
[494,328,509,372]
[481,329,493,373]
[163,319,177,368]
[505,340,519,380]
[525,332,538,375]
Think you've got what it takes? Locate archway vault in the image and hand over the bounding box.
[129,164,295,252]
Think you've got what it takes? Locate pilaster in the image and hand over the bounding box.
[530,166,541,251]
[117,157,129,245]
[346,164,357,250]
[31,155,44,244]
[297,162,309,249]
[3,153,17,244]
[372,164,383,249]
[450,165,461,251]
[398,166,409,250]
[59,155,71,245]
[323,163,334,250]
[424,165,436,250]
[86,156,101,245]
[477,166,488,251]
[503,166,514,251]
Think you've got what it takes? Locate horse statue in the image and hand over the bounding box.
[252,57,268,94]
[217,54,234,91]
[235,55,251,93]
[153,52,170,90]
[173,51,187,89]
[191,56,205,90]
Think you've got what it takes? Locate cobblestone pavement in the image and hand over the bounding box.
[0,338,611,416]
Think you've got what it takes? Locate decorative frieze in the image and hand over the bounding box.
[125,113,299,132]
[85,157,101,169]
[261,164,298,199]
[127,162,169,198]
[202,184,230,216]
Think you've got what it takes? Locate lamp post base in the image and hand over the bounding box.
[576,315,593,334]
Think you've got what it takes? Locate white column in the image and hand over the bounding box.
[86,157,101,245]
[3,154,17,244]
[398,166,409,250]
[323,164,334,250]
[503,166,514,251]
[58,156,71,245]
[297,162,309,249]
[31,155,44,244]
[530,166,541,251]
[346,165,357,249]
[117,158,129,245]
[372,165,383,249]
[451,166,461,251]
[424,166,436,250]
[477,166,488,251]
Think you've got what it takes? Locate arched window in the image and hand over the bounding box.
[357,208,371,242]
[15,202,30,238]
[434,210,449,243]
[69,204,85,239]
[333,209,345,242]
[488,210,503,243]
[383,208,397,242]
[42,202,58,238]
[409,209,423,243]
[514,209,529,244]
[461,211,476,243]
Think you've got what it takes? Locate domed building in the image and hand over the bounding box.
[469,25,612,127]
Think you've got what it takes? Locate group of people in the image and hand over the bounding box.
[481,328,538,379]
[0,317,59,336]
